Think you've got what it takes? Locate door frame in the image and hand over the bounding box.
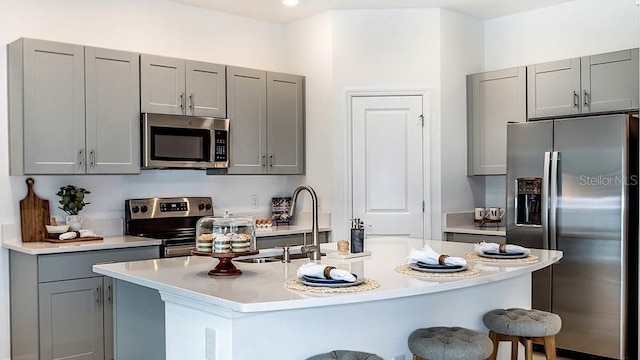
[343,89,431,239]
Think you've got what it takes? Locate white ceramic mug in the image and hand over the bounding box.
[488,207,505,220]
[474,207,489,220]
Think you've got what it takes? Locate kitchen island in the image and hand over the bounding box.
[93,237,562,360]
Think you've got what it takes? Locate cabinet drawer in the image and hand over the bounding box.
[38,246,159,283]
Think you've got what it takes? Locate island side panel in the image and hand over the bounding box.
[162,274,531,360]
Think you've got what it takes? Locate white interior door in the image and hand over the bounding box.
[351,95,424,238]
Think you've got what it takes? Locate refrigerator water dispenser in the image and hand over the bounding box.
[515,177,542,226]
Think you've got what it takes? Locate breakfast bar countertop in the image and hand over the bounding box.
[94,237,561,313]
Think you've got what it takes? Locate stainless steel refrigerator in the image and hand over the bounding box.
[506,113,638,359]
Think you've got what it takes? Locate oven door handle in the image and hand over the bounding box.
[164,244,195,257]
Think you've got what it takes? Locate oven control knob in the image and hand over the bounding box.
[198,203,205,211]
[205,203,212,210]
[141,205,148,213]
[132,206,140,213]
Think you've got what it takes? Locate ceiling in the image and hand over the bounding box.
[169,0,576,24]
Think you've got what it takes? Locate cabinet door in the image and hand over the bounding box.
[140,54,185,115]
[22,39,86,174]
[582,48,639,113]
[85,47,140,174]
[467,67,526,175]
[186,60,226,117]
[266,72,305,175]
[528,58,581,118]
[39,277,104,360]
[226,66,268,174]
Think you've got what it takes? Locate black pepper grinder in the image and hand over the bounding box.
[350,218,365,253]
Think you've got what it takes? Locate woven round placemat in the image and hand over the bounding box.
[284,278,380,294]
[463,252,539,264]
[394,264,481,279]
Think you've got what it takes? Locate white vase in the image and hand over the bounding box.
[66,215,83,231]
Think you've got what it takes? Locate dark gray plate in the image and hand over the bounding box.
[408,263,467,273]
[478,251,529,259]
[298,276,365,288]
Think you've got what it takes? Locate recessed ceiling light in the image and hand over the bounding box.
[282,0,299,6]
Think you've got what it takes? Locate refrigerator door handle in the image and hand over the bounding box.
[542,152,551,249]
[549,151,560,250]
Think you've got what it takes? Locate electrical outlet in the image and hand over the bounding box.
[251,194,259,209]
[205,327,216,360]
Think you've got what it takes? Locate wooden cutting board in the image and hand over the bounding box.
[20,178,51,242]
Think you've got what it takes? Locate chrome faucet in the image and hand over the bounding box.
[289,185,322,261]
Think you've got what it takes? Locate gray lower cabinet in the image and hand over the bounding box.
[467,66,526,175]
[256,232,329,249]
[9,246,159,360]
[140,54,226,118]
[227,66,305,175]
[528,48,639,119]
[8,38,140,175]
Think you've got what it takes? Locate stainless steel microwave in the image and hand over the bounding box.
[141,113,229,169]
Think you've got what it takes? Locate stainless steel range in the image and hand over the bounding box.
[125,197,213,258]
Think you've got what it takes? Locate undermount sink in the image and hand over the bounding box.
[235,252,326,263]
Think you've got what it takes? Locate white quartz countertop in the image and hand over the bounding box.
[443,212,506,236]
[3,235,162,255]
[93,237,562,313]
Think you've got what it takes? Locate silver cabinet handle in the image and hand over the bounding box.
[269,154,274,167]
[96,286,102,305]
[189,93,194,112]
[179,93,185,113]
[107,283,112,304]
[583,89,589,108]
[572,91,578,108]
[79,148,84,168]
[89,148,95,168]
[262,155,266,167]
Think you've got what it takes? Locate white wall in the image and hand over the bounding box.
[438,10,485,237]
[0,1,290,358]
[330,9,442,239]
[482,0,639,209]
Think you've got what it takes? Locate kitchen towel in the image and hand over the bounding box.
[474,241,531,255]
[408,245,467,267]
[59,229,98,240]
[296,263,357,282]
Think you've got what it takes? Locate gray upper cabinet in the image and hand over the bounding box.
[227,67,267,174]
[227,67,305,175]
[9,39,86,175]
[528,48,639,119]
[85,47,140,174]
[467,67,526,176]
[8,38,140,175]
[141,54,226,118]
[582,48,639,113]
[528,58,581,118]
[266,72,305,175]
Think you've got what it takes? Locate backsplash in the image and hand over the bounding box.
[484,175,506,209]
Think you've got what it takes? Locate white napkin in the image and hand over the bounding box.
[474,241,531,255]
[408,245,467,266]
[296,263,357,282]
[59,229,98,240]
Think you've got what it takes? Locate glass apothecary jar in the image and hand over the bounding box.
[195,216,256,254]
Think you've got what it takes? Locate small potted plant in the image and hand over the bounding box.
[57,185,91,231]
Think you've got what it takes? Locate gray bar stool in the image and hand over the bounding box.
[408,326,493,360]
[306,350,383,360]
[483,308,562,360]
